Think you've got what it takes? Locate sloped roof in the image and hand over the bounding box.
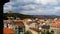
[3,20,12,23]
[3,27,14,34]
[30,27,39,32]
[13,20,22,22]
[3,20,22,23]
[55,20,60,23]
[51,23,60,28]
[17,22,24,28]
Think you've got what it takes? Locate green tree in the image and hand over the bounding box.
[46,30,51,34]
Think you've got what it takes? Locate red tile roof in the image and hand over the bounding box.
[55,20,60,23]
[3,20,11,23]
[3,20,24,28]
[13,20,22,22]
[3,20,22,23]
[30,27,39,32]
[51,23,60,28]
[17,22,24,28]
[3,27,14,34]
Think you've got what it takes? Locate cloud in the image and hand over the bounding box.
[20,9,54,15]
[53,7,60,14]
[3,0,60,15]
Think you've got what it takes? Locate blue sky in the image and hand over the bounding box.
[4,0,60,15]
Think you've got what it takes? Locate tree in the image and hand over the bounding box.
[46,30,51,34]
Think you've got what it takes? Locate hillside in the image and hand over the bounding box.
[3,13,60,20]
[3,13,35,20]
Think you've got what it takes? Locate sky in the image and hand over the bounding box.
[4,0,60,15]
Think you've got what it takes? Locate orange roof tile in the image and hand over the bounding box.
[17,22,24,28]
[55,20,60,23]
[3,20,22,23]
[3,20,12,23]
[30,27,39,31]
[51,23,60,28]
[3,27,14,34]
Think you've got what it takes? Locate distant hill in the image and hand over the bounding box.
[3,13,35,20]
[3,13,60,20]
[34,15,60,19]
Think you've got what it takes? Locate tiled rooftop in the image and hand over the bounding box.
[51,23,60,28]
[3,27,14,34]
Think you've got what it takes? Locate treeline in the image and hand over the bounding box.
[3,13,60,20]
[3,13,36,20]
